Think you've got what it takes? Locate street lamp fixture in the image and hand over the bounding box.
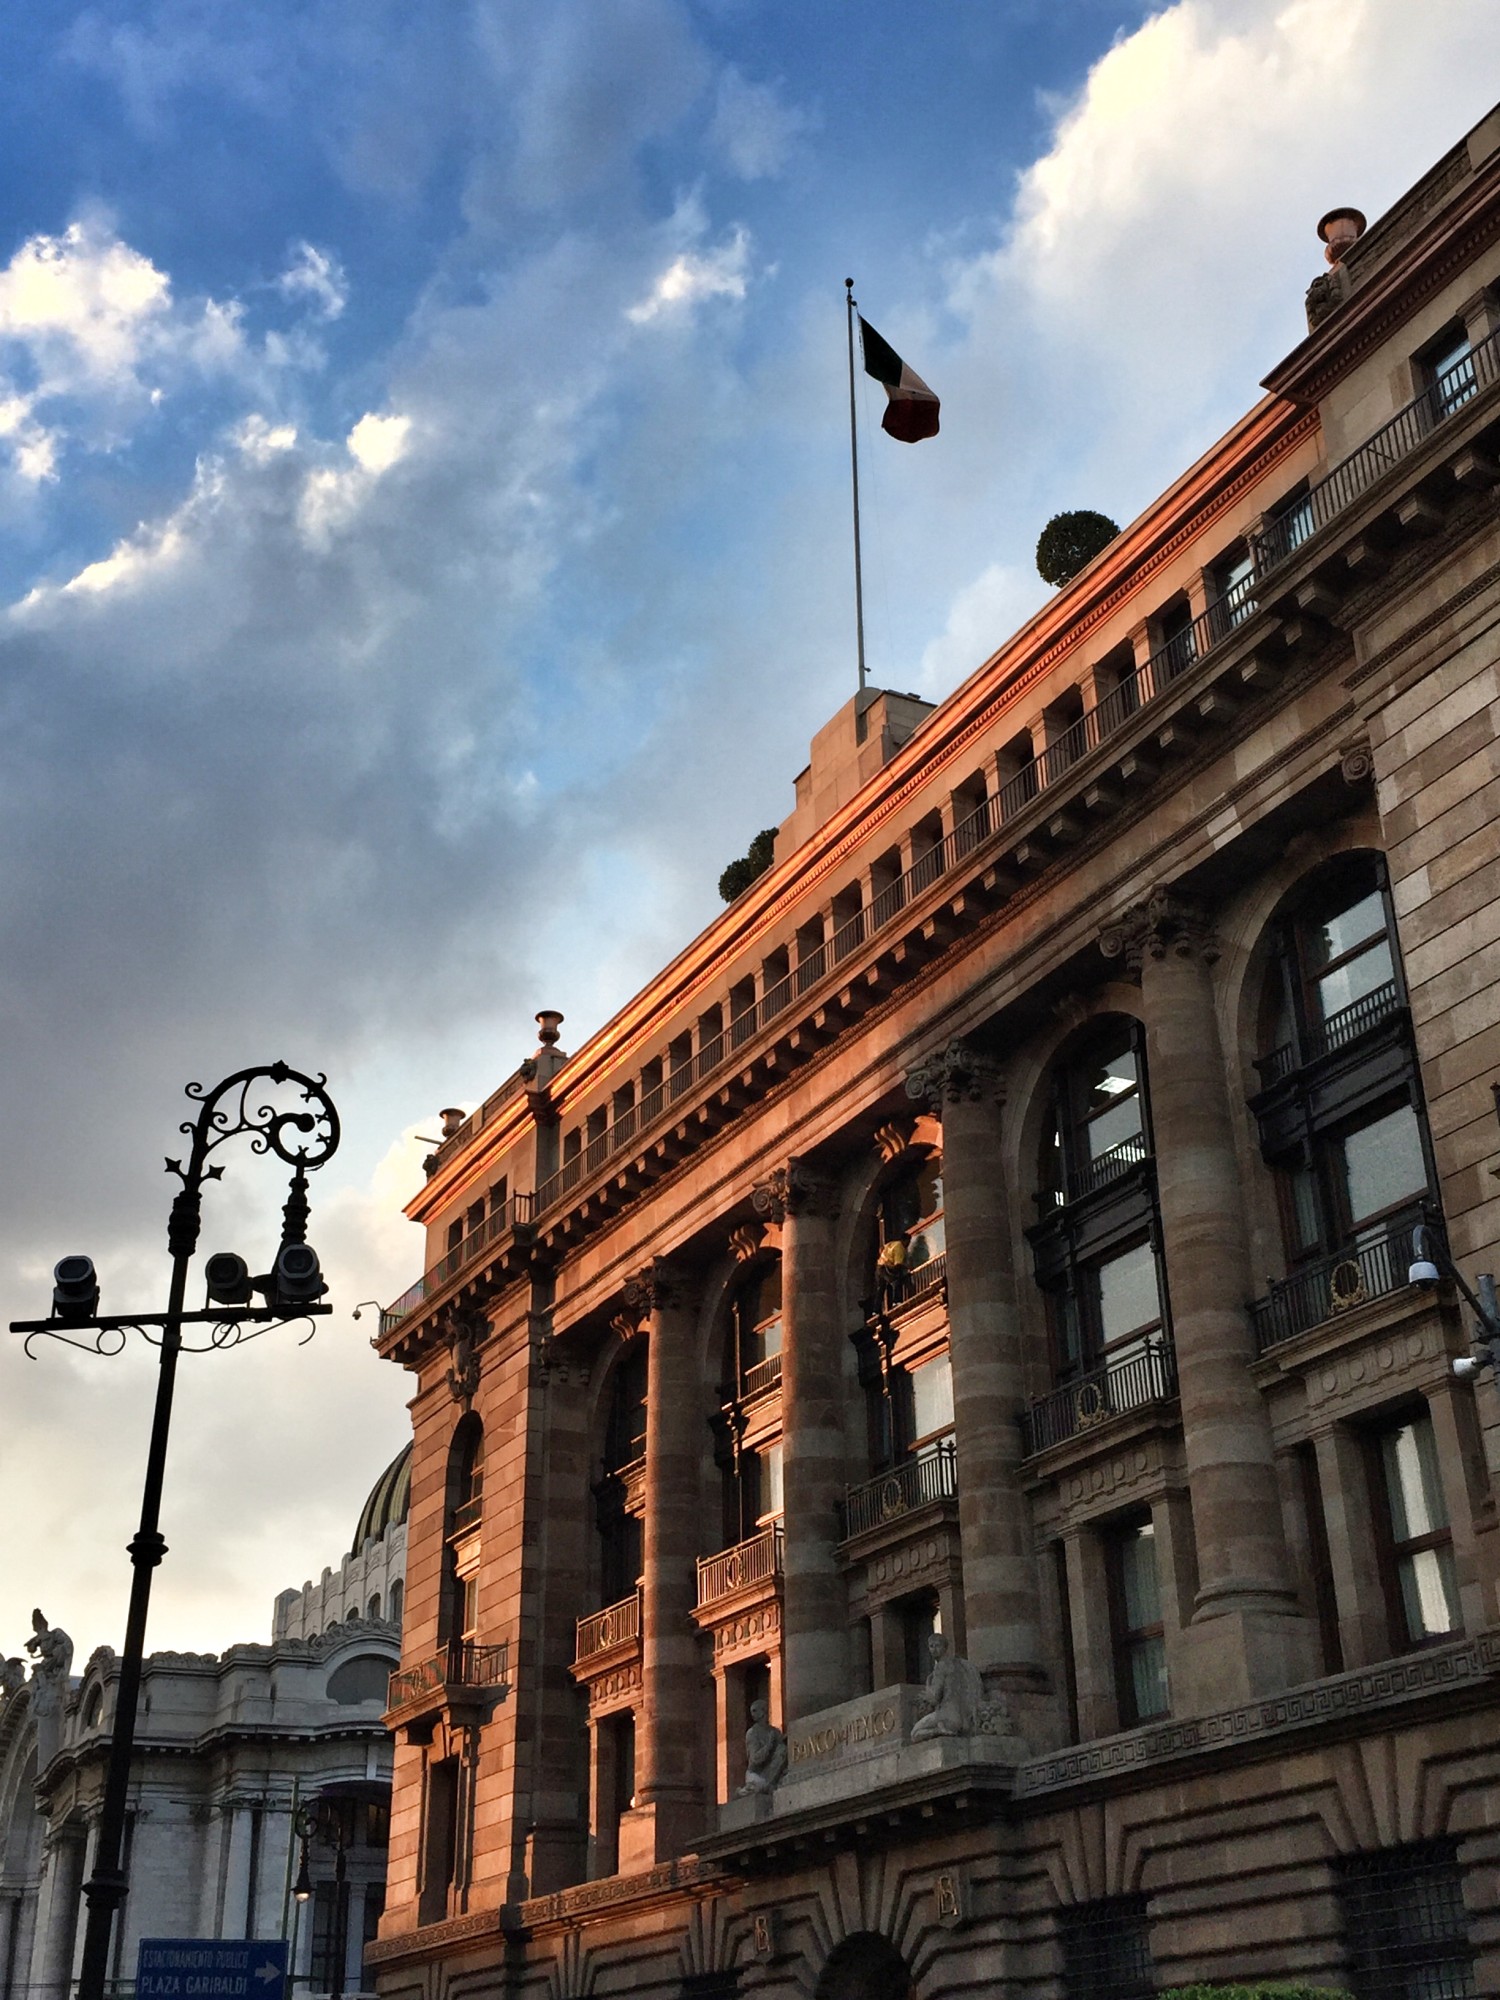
[1405,1222,1500,1375]
[10,1063,341,2000]
[291,1797,361,2000]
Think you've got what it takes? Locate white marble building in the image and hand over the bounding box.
[0,1447,409,2000]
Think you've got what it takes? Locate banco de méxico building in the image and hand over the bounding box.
[368,102,1500,2000]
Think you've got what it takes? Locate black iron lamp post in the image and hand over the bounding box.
[292,1799,353,2000]
[10,1063,340,2000]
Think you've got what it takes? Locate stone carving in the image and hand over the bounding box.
[623,1260,679,1318]
[905,1040,1002,1112]
[736,1700,787,1794]
[1340,738,1374,787]
[910,1633,984,1740]
[444,1311,484,1405]
[1100,886,1219,973]
[26,1611,74,1765]
[752,1158,836,1224]
[0,1657,24,1703]
[727,1224,763,1265]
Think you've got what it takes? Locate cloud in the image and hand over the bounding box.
[277,240,348,321]
[627,221,752,324]
[0,217,170,383]
[709,67,815,180]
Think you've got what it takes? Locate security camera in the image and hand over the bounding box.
[1408,1256,1442,1288]
[254,1241,327,1310]
[51,1254,99,1325]
[203,1252,253,1307]
[1453,1354,1482,1379]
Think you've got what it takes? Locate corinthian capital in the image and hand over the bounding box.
[905,1040,1003,1113]
[621,1258,681,1321]
[1100,887,1219,972]
[752,1156,837,1222]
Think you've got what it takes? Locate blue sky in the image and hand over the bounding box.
[4,0,1500,1660]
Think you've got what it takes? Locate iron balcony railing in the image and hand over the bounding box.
[447,1495,483,1536]
[696,1524,784,1608]
[1254,981,1402,1086]
[387,1638,509,1713]
[1254,326,1500,574]
[1250,1205,1439,1355]
[1022,1336,1177,1456]
[380,1192,535,1333]
[842,1440,957,1540]
[741,1350,783,1400]
[1068,1132,1149,1202]
[873,1251,948,1314]
[574,1591,641,1666]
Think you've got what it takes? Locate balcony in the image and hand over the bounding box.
[380,1191,535,1335]
[871,1252,948,1319]
[842,1441,957,1542]
[574,1591,641,1669]
[1254,981,1402,1087]
[741,1351,783,1400]
[1250,1206,1439,1355]
[1254,326,1500,575]
[384,1638,510,1738]
[1022,1337,1177,1456]
[696,1525,783,1611]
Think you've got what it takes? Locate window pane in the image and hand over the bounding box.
[759,1442,783,1519]
[1085,1047,1138,1118]
[1089,1093,1144,1160]
[1096,1244,1162,1345]
[1315,935,1394,1020]
[1341,1104,1427,1224]
[1118,1522,1162,1631]
[1128,1635,1170,1720]
[910,1354,954,1442]
[1307,888,1386,971]
[1383,1417,1450,1541]
[1400,1546,1462,1641]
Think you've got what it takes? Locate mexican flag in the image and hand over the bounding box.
[859,316,940,443]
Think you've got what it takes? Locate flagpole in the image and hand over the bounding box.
[845,278,868,693]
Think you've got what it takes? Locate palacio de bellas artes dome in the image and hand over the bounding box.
[11,69,1500,2000]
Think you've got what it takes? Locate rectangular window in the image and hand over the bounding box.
[1336,1839,1474,2000]
[1374,1411,1461,1646]
[1109,1516,1169,1723]
[1307,886,1395,1022]
[909,1352,954,1449]
[1339,1103,1428,1233]
[757,1441,784,1522]
[1059,1895,1155,2000]
[1425,328,1477,421]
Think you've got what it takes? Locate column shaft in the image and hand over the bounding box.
[1120,893,1317,1705]
[636,1275,704,1860]
[761,1164,849,1721]
[909,1050,1046,1723]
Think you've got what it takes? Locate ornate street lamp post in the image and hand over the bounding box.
[292,1798,355,2000]
[10,1064,340,2000]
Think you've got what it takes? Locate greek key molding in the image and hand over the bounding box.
[1016,1626,1500,1796]
[752,1157,837,1223]
[905,1040,1003,1112]
[1099,887,1219,974]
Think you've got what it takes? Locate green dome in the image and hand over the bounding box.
[350,1444,411,1557]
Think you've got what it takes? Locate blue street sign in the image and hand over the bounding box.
[136,1939,289,2000]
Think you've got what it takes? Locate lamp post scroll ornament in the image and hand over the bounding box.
[9,1063,341,2000]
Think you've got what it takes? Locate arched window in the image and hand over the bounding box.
[366,1593,382,1621]
[1250,856,1437,1317]
[872,1152,945,1305]
[1026,1018,1170,1443]
[604,1346,648,1474]
[728,1259,783,1395]
[716,1257,785,1546]
[816,1933,914,2000]
[388,1578,404,1628]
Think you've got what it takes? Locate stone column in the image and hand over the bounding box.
[1061,1530,1118,1741]
[754,1158,849,1722]
[629,1260,704,1863]
[219,1801,254,1939]
[906,1043,1049,1743]
[0,1889,18,2000]
[1103,890,1318,1710]
[1312,1427,1388,1668]
[30,1828,83,2000]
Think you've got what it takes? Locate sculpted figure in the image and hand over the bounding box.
[910,1632,983,1740]
[0,1658,24,1703]
[26,1610,74,1765]
[737,1698,787,1795]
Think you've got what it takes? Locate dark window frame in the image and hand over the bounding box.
[1105,1511,1169,1726]
[1336,1837,1474,2000]
[1058,1893,1156,2000]
[1363,1404,1463,1654]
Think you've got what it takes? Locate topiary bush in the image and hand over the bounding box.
[718,828,777,903]
[1036,508,1121,587]
[1158,1986,1352,2000]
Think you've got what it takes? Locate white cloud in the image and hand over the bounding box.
[298,410,413,544]
[916,564,1042,700]
[234,412,298,462]
[709,67,814,180]
[348,410,411,473]
[277,240,348,321]
[627,222,751,324]
[0,217,170,383]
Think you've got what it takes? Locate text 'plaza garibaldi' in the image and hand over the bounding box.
[368,99,1500,2000]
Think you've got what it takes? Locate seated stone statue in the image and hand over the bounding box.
[737,1698,787,1794]
[910,1633,983,1739]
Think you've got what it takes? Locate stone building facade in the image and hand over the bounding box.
[0,1450,408,2000]
[369,104,1500,2000]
